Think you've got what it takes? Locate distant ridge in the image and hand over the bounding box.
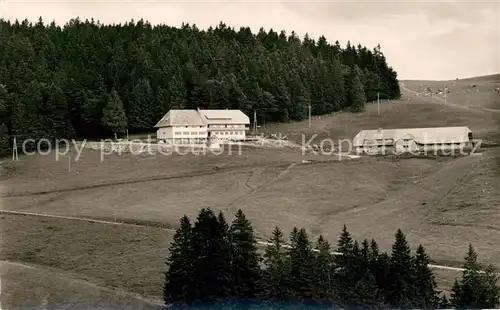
[458,73,500,82]
[401,73,500,83]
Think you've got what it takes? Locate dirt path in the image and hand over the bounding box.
[225,162,299,215]
[3,209,491,275]
[0,260,164,307]
[0,163,282,198]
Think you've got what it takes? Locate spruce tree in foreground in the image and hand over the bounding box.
[312,235,335,301]
[388,229,415,308]
[352,239,379,306]
[262,226,291,300]
[190,208,232,301]
[287,228,314,300]
[215,212,233,298]
[335,225,354,271]
[229,209,262,299]
[164,215,194,305]
[451,244,500,308]
[334,225,355,303]
[368,239,390,302]
[413,244,440,308]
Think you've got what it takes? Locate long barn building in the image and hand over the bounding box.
[353,126,474,155]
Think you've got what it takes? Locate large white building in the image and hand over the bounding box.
[154,109,250,144]
[353,126,473,155]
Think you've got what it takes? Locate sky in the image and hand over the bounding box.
[0,0,498,80]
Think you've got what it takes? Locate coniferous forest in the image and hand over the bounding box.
[164,208,500,309]
[0,17,401,153]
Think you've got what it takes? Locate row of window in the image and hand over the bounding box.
[172,131,244,136]
[212,131,243,136]
[173,125,204,129]
[209,124,246,129]
[174,131,205,135]
[170,125,246,129]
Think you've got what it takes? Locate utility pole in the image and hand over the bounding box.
[377,92,380,115]
[12,136,18,161]
[308,104,311,128]
[253,110,257,134]
[444,84,448,105]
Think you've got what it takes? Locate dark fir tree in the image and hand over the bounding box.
[164,215,194,305]
[351,239,379,306]
[127,78,154,132]
[215,212,233,299]
[101,89,127,137]
[287,228,314,300]
[348,65,366,112]
[228,209,261,299]
[387,229,416,308]
[368,239,391,304]
[18,80,43,141]
[190,208,232,301]
[289,227,299,245]
[262,226,291,300]
[451,244,500,309]
[0,123,10,155]
[337,225,354,255]
[0,84,8,127]
[334,225,354,302]
[10,94,32,148]
[413,244,439,308]
[312,235,335,301]
[43,82,74,139]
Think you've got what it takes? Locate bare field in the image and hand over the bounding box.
[402,75,500,110]
[2,150,499,265]
[0,261,162,309]
[0,214,172,305]
[0,147,317,195]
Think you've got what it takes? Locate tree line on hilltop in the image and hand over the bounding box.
[164,208,500,309]
[0,18,401,154]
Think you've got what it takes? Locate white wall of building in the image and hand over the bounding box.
[157,125,208,144]
[156,126,174,141]
[356,141,474,155]
[208,124,247,140]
